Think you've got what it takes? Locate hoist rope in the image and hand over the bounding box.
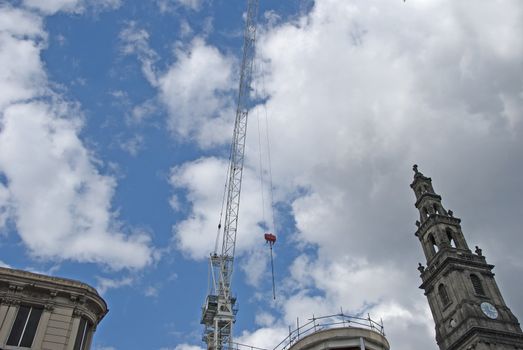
[256,104,266,226]
[260,59,277,235]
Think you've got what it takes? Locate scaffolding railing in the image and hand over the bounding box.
[273,313,385,350]
[219,313,384,350]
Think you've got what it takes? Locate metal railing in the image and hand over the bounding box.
[222,313,384,350]
[273,313,384,350]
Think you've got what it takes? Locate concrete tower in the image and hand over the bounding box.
[411,165,523,350]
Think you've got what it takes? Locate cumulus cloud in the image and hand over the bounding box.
[119,22,159,86]
[157,38,235,146]
[0,4,154,270]
[157,0,204,13]
[96,276,134,294]
[166,0,523,349]
[170,157,272,265]
[237,1,523,349]
[22,0,121,15]
[0,6,46,110]
[120,24,236,148]
[173,344,204,350]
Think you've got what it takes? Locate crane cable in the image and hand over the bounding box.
[255,57,278,299]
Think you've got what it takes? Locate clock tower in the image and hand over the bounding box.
[411,165,523,350]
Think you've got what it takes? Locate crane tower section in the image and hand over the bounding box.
[201,1,259,350]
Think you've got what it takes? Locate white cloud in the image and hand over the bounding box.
[167,0,523,349]
[0,102,153,269]
[238,1,523,349]
[0,6,46,110]
[130,99,158,124]
[175,0,203,11]
[163,344,203,350]
[22,0,121,15]
[158,38,235,147]
[170,157,271,263]
[121,25,236,148]
[119,134,145,156]
[23,0,81,14]
[144,285,159,298]
[156,0,204,13]
[254,311,275,327]
[96,276,133,294]
[0,183,10,229]
[119,22,159,86]
[0,5,154,270]
[236,326,288,350]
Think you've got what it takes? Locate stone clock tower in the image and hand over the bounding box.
[410,165,523,350]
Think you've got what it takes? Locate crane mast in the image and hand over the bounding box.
[201,1,259,349]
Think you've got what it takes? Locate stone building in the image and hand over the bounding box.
[0,267,107,350]
[411,165,523,350]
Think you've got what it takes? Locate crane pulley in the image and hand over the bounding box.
[200,1,259,350]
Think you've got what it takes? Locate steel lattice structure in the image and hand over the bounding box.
[201,1,259,350]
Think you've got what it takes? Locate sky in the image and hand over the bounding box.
[0,0,522,349]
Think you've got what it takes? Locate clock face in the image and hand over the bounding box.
[480,302,498,319]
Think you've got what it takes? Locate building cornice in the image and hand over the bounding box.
[0,267,107,322]
[419,251,493,290]
[415,214,462,239]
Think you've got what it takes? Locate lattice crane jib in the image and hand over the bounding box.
[201,1,259,350]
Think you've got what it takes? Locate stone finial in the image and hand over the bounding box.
[413,164,419,174]
[415,220,420,227]
[418,263,425,273]
[448,210,453,217]
[475,246,483,256]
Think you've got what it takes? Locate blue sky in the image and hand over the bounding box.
[1,1,523,350]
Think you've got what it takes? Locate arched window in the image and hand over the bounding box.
[429,234,439,253]
[446,228,456,248]
[433,203,440,215]
[470,274,485,295]
[438,284,450,305]
[423,207,430,218]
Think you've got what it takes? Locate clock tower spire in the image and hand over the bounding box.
[411,165,523,350]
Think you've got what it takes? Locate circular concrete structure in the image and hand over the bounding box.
[288,327,390,350]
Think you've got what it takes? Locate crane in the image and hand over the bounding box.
[200,1,259,350]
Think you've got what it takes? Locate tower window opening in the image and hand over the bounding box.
[446,228,457,248]
[423,207,430,218]
[438,284,450,306]
[433,204,440,215]
[470,274,486,296]
[429,234,439,253]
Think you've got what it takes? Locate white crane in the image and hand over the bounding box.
[201,1,259,349]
